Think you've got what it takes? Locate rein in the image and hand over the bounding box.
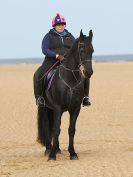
[39,60,59,81]
[59,64,82,88]
[58,41,86,90]
[39,41,91,82]
[58,41,90,89]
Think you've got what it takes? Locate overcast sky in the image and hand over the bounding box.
[0,0,133,59]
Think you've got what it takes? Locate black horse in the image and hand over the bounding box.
[37,30,94,160]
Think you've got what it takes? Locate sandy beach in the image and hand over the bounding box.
[0,62,133,177]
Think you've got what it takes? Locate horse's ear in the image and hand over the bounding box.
[89,30,93,41]
[80,29,84,42]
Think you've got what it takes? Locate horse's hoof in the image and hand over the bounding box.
[56,148,61,154]
[44,149,51,156]
[70,155,78,160]
[48,156,56,161]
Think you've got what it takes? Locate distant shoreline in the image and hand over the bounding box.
[0,54,133,64]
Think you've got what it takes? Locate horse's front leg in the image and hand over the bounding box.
[48,106,62,161]
[68,106,81,160]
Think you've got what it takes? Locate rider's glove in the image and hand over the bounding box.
[56,55,64,61]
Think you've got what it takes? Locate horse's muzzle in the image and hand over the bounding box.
[84,69,93,78]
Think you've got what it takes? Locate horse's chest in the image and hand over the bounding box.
[67,88,84,106]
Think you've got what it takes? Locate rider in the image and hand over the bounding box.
[33,13,91,107]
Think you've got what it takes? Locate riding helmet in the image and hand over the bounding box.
[52,13,66,27]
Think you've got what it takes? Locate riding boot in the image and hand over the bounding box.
[33,74,45,107]
[82,78,91,106]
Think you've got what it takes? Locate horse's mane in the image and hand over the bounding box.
[65,34,88,57]
[65,38,79,57]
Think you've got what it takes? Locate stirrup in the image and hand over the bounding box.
[36,96,45,107]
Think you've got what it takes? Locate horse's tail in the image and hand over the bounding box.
[37,107,53,146]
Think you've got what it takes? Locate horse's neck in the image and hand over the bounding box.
[63,53,79,70]
[59,53,81,88]
[59,58,82,88]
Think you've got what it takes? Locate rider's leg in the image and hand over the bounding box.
[33,58,58,107]
[33,66,45,107]
[82,78,91,106]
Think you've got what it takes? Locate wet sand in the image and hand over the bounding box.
[0,62,133,177]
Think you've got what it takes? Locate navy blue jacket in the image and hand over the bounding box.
[42,29,75,58]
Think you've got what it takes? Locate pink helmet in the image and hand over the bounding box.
[52,13,66,27]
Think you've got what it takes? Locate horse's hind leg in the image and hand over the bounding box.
[48,106,62,160]
[44,108,53,155]
[45,108,61,156]
[68,106,80,160]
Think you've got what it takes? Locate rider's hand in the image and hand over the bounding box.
[56,54,64,61]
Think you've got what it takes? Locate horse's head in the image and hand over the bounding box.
[78,30,94,78]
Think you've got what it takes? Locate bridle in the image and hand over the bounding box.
[39,40,92,82]
[60,40,92,74]
[59,40,92,89]
[78,41,92,68]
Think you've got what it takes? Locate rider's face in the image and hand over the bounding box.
[54,24,65,32]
